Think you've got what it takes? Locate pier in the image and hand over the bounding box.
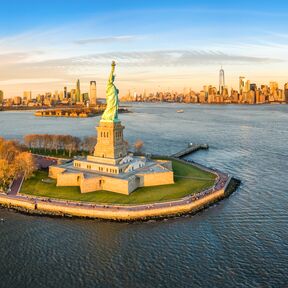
[171,143,209,158]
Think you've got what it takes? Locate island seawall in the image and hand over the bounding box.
[0,172,240,221]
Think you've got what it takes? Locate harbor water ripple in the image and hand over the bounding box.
[0,103,287,287]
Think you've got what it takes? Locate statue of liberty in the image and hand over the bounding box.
[101,61,119,122]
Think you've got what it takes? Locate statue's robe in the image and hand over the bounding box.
[101,66,119,122]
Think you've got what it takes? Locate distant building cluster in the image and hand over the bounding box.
[0,79,97,108]
[121,69,288,104]
[1,68,288,108]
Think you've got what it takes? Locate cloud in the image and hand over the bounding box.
[74,35,138,45]
[0,49,283,98]
[0,78,64,85]
[0,51,44,64]
[0,52,28,65]
[64,49,281,67]
[0,49,281,85]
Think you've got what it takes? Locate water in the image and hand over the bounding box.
[0,104,287,287]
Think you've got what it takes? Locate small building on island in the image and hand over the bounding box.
[49,62,174,194]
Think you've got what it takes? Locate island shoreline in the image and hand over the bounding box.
[0,158,240,222]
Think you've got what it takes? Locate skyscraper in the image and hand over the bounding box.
[90,81,97,105]
[219,66,225,95]
[270,81,278,96]
[23,91,32,101]
[64,86,67,99]
[0,90,3,104]
[71,89,76,103]
[239,76,245,95]
[244,80,250,93]
[250,83,257,92]
[76,79,81,103]
[59,91,64,101]
[284,83,288,102]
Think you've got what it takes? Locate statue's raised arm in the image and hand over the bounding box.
[108,61,116,85]
[101,61,119,122]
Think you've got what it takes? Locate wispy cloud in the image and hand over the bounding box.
[0,51,44,64]
[0,49,281,86]
[0,49,277,82]
[74,35,138,45]
[49,49,281,67]
[0,78,64,85]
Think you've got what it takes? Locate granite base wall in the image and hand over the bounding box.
[0,187,226,221]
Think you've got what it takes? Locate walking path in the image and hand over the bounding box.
[9,177,24,195]
[7,155,58,196]
[33,155,58,169]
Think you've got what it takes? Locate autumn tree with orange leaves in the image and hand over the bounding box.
[134,139,144,153]
[0,138,36,192]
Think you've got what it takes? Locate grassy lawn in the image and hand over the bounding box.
[20,160,216,205]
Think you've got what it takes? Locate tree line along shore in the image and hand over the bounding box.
[0,138,36,192]
[0,135,144,191]
[23,134,144,158]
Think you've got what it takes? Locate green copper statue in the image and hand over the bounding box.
[101,61,119,122]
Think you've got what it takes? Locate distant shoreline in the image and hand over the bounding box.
[1,101,286,113]
[119,101,287,105]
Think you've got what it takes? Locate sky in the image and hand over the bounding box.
[0,0,288,98]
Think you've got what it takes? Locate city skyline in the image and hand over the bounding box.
[1,1,288,97]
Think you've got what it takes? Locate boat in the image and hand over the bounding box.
[177,109,184,113]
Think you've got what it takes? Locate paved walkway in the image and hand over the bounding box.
[9,176,24,195]
[33,155,58,169]
[8,155,58,196]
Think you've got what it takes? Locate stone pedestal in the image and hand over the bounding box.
[93,120,127,161]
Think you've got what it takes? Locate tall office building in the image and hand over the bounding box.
[0,90,3,103]
[82,93,89,103]
[13,96,22,105]
[270,81,278,93]
[59,91,64,101]
[23,91,32,101]
[71,89,76,103]
[269,81,279,101]
[219,67,225,95]
[270,81,279,99]
[64,86,67,99]
[76,79,81,103]
[52,90,58,100]
[0,90,3,104]
[90,81,97,105]
[250,83,257,92]
[284,83,288,102]
[239,76,245,95]
[244,80,250,93]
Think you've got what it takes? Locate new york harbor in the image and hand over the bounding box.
[0,1,287,288]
